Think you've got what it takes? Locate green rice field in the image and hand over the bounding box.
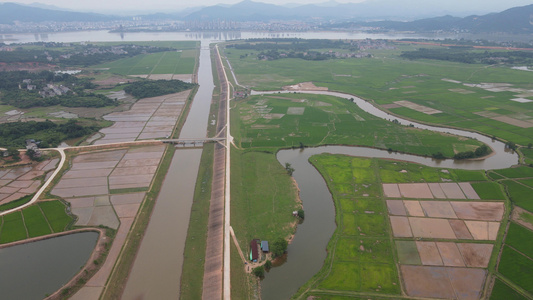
[498,246,533,295]
[0,201,74,244]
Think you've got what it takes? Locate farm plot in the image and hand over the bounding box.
[0,158,58,207]
[387,195,504,298]
[95,90,189,144]
[52,145,164,229]
[0,200,73,244]
[496,221,533,298]
[382,182,482,200]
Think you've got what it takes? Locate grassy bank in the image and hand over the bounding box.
[232,92,486,158]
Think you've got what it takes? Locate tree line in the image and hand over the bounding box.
[401,48,533,65]
[0,43,175,67]
[0,119,102,148]
[124,79,196,99]
[0,71,116,108]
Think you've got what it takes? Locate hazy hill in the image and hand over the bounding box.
[0,2,114,24]
[349,4,533,33]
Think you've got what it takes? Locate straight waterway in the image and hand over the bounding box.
[121,41,215,299]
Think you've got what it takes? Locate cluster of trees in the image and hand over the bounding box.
[432,144,491,160]
[1,91,116,108]
[0,70,93,89]
[257,49,334,61]
[229,39,355,52]
[0,71,115,108]
[401,48,533,65]
[0,43,175,67]
[0,119,101,148]
[453,144,491,160]
[124,79,196,99]
[400,38,533,49]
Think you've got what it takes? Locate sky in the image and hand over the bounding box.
[3,0,533,14]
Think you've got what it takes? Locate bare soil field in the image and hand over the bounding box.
[394,100,443,115]
[95,91,189,144]
[282,81,328,91]
[0,158,58,205]
[401,265,486,300]
[383,182,481,200]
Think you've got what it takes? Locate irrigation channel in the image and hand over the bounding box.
[252,91,519,300]
[121,41,216,299]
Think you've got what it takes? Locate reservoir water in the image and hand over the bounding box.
[0,232,98,300]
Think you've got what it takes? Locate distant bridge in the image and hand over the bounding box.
[162,137,225,147]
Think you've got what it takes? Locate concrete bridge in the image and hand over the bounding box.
[162,137,225,147]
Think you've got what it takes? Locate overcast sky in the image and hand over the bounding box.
[4,0,533,13]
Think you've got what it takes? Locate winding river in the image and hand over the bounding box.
[256,91,519,299]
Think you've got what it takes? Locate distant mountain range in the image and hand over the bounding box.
[1,1,532,34]
[341,4,533,34]
[0,3,113,23]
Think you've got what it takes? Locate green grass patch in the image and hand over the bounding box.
[494,166,533,179]
[518,211,533,227]
[395,240,421,265]
[22,205,52,237]
[518,178,533,188]
[506,222,533,258]
[471,182,506,200]
[498,246,533,294]
[318,262,361,291]
[377,159,453,183]
[231,150,300,249]
[488,171,506,180]
[0,194,33,212]
[503,180,533,212]
[0,212,27,243]
[521,148,533,165]
[95,48,197,76]
[38,201,73,232]
[490,278,528,300]
[450,169,487,182]
[179,143,213,299]
[109,187,148,194]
